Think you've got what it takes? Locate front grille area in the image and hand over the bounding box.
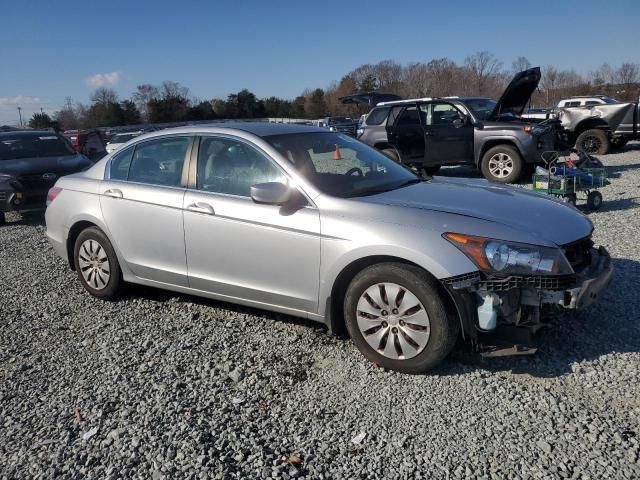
[0,191,6,201]
[562,236,594,272]
[479,274,576,292]
[334,124,357,136]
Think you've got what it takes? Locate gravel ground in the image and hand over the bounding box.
[1,144,639,479]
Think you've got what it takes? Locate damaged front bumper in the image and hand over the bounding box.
[441,246,613,355]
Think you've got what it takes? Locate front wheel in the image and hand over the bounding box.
[576,129,610,155]
[74,227,123,299]
[344,263,459,374]
[587,191,603,210]
[480,145,523,183]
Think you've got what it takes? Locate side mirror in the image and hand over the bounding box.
[250,182,292,205]
[452,117,465,127]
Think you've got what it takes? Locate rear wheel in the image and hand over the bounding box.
[344,263,459,374]
[480,145,523,183]
[576,129,610,155]
[74,227,122,299]
[381,148,400,162]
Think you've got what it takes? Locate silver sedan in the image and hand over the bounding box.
[45,123,613,373]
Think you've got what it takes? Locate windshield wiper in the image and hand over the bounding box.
[346,178,424,197]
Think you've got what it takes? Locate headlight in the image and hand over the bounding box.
[0,173,13,183]
[444,233,573,276]
[329,126,337,132]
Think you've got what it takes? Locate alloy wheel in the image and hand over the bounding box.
[488,153,514,179]
[77,239,111,290]
[581,136,602,154]
[356,282,431,360]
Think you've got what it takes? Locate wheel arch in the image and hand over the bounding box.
[477,138,522,166]
[573,119,610,139]
[324,255,461,338]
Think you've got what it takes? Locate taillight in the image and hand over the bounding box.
[47,187,62,205]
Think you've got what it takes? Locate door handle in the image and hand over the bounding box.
[103,188,123,199]
[186,202,215,215]
[425,131,436,137]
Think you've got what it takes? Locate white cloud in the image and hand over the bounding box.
[86,71,121,88]
[0,95,41,106]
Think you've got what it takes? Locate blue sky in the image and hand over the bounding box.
[1,0,639,124]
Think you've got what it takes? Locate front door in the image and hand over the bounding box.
[183,135,321,314]
[421,102,474,166]
[100,135,192,286]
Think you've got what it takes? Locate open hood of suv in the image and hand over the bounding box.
[339,92,402,108]
[489,67,541,120]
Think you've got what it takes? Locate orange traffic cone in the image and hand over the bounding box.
[333,144,342,160]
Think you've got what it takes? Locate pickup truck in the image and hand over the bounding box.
[554,100,640,154]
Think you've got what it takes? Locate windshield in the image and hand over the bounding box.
[111,133,139,143]
[601,96,619,104]
[264,132,420,198]
[0,134,76,160]
[464,98,497,120]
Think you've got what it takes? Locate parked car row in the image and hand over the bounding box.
[43,122,613,373]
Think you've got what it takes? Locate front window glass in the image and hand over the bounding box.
[197,137,285,197]
[128,137,189,186]
[0,134,76,160]
[420,103,465,126]
[265,132,420,198]
[464,98,497,120]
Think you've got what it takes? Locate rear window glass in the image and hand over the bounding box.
[0,134,76,160]
[365,107,390,126]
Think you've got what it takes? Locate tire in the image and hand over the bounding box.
[381,148,400,162]
[576,129,610,155]
[587,191,603,210]
[480,145,524,183]
[73,226,123,299]
[344,262,459,374]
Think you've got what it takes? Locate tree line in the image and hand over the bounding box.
[29,52,640,131]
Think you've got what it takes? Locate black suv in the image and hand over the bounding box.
[0,130,94,224]
[354,68,557,183]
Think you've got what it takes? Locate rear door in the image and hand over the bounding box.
[100,135,193,286]
[421,101,474,165]
[182,135,321,313]
[386,105,424,164]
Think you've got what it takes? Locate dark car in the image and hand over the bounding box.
[355,68,557,183]
[317,116,360,136]
[0,131,94,224]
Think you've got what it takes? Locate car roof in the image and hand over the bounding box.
[0,130,60,138]
[138,122,326,138]
[376,96,494,107]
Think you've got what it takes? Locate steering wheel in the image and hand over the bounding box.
[346,167,363,177]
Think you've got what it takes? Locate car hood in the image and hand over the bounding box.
[0,153,93,177]
[360,177,593,246]
[489,66,541,120]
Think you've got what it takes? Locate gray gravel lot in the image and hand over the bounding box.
[1,144,640,479]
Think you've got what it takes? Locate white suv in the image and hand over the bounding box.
[557,96,618,108]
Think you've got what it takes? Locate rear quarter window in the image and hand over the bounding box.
[365,107,390,126]
[110,146,134,180]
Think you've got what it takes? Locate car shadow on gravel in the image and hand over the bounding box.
[2,212,45,226]
[606,162,640,178]
[443,257,640,378]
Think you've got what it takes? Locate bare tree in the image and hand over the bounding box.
[616,63,640,100]
[90,87,118,104]
[511,56,532,73]
[464,51,503,95]
[540,65,560,106]
[131,84,159,121]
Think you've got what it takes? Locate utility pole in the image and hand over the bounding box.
[17,107,23,127]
